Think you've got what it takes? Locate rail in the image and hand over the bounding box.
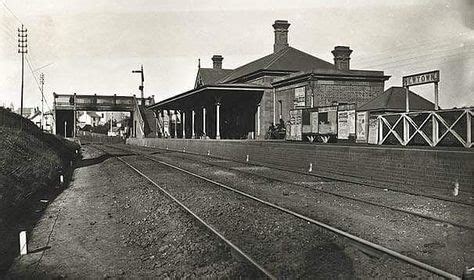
[101,144,461,279]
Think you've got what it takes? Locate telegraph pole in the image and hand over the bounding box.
[132,65,144,106]
[39,73,44,130]
[18,25,27,117]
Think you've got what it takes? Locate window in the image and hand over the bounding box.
[319,112,328,123]
[302,110,310,125]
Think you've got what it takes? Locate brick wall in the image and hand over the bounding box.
[275,82,307,126]
[316,80,384,107]
[274,79,384,127]
[256,89,275,139]
[127,138,474,196]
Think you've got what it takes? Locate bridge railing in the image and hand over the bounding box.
[53,94,154,110]
[377,107,473,148]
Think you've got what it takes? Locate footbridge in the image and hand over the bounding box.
[53,93,155,138]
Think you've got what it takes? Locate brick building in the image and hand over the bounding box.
[148,20,390,139]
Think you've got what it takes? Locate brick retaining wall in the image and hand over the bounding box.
[127,138,474,195]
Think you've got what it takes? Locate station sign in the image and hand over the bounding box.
[402,70,439,87]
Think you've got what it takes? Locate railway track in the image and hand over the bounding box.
[109,143,474,232]
[92,144,461,279]
[132,144,472,207]
[141,147,474,231]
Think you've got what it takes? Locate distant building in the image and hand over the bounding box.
[148,20,390,139]
[77,111,102,128]
[14,107,54,132]
[43,111,54,133]
[15,107,40,119]
[29,110,42,128]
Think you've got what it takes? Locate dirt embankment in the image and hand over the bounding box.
[0,109,80,275]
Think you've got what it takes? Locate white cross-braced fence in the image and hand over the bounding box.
[377,108,473,148]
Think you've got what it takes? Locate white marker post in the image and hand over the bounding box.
[453,182,459,197]
[309,163,313,172]
[246,155,249,162]
[60,174,64,185]
[19,231,27,255]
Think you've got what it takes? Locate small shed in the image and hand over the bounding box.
[357,86,435,113]
[356,86,435,143]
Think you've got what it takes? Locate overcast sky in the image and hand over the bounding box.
[0,0,473,112]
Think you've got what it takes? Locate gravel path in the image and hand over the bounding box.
[7,145,259,279]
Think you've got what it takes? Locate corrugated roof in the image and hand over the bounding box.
[219,46,335,83]
[195,68,233,86]
[358,86,435,112]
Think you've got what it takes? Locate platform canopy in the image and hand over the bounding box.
[148,83,269,111]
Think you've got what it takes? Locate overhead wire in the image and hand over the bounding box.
[354,34,470,65]
[2,1,22,25]
[359,45,473,69]
[25,55,55,120]
[361,46,474,69]
[2,1,55,120]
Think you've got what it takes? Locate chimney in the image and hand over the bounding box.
[273,20,290,53]
[332,46,353,71]
[212,55,223,69]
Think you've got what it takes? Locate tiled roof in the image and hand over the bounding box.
[218,47,335,83]
[358,87,435,112]
[195,68,233,87]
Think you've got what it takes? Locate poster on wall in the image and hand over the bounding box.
[348,110,356,136]
[318,106,337,134]
[294,87,306,107]
[356,111,368,143]
[367,116,379,144]
[287,109,302,141]
[311,112,319,133]
[337,111,349,139]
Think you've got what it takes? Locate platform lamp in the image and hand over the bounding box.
[308,71,316,108]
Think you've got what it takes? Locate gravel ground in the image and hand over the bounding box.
[126,143,474,205]
[115,144,472,277]
[7,145,261,279]
[123,154,438,278]
[160,150,474,229]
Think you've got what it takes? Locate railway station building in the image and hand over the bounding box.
[147,20,390,140]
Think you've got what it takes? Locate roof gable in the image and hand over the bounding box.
[194,68,233,88]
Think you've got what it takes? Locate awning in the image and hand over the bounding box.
[147,83,269,110]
